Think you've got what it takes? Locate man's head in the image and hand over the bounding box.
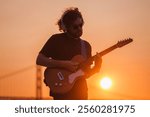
[57,7,84,38]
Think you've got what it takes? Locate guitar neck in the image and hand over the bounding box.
[79,38,133,71]
[80,44,118,69]
[91,44,118,61]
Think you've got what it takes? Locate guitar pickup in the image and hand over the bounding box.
[57,72,64,80]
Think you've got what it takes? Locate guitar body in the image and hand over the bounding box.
[44,55,86,94]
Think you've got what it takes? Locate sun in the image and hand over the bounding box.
[100,77,112,90]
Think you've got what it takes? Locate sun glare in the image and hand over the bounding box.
[100,77,112,90]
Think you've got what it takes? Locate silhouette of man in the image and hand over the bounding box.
[36,7,102,100]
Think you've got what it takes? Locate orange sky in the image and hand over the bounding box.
[0,0,150,99]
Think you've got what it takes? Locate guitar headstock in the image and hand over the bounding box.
[117,38,133,48]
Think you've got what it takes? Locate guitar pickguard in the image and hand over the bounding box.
[68,69,85,84]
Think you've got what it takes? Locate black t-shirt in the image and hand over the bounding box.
[39,33,92,99]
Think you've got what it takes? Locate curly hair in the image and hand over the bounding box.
[57,7,84,32]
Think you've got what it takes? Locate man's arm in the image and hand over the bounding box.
[84,56,102,78]
[36,53,79,72]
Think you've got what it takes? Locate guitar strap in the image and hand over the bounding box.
[80,40,87,59]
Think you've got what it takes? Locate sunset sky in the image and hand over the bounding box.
[0,0,150,99]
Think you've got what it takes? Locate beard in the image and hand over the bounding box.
[70,30,83,38]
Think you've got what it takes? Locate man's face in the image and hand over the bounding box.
[67,17,83,38]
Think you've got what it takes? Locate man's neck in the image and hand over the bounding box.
[66,33,79,40]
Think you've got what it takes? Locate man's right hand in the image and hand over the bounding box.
[60,61,79,72]
[36,53,79,72]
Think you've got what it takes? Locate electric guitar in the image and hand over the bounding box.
[44,38,133,94]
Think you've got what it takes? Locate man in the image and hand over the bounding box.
[36,7,102,100]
